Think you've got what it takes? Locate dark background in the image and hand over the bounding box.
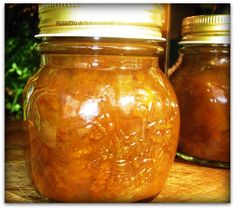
[5,4,230,120]
[169,4,230,67]
[5,4,39,120]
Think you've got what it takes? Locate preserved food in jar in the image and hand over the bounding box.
[23,4,180,202]
[170,15,230,168]
[171,45,229,163]
[24,39,180,202]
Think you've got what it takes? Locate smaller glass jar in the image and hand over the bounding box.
[170,15,230,168]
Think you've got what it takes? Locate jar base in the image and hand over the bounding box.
[134,195,157,203]
[176,152,230,169]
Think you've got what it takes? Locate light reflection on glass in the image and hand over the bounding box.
[156,101,162,107]
[92,62,99,67]
[123,46,137,51]
[91,45,101,50]
[119,95,135,114]
[79,99,99,122]
[216,95,227,104]
[219,58,227,64]
[25,84,35,119]
[171,101,176,108]
[119,95,135,106]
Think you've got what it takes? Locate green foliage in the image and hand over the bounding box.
[5,4,40,119]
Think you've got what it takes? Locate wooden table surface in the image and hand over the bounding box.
[5,120,230,203]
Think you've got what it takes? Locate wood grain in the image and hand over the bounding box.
[5,120,230,203]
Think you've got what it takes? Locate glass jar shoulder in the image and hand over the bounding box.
[171,53,229,92]
[25,64,179,114]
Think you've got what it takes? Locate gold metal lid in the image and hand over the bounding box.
[179,14,230,44]
[36,4,165,41]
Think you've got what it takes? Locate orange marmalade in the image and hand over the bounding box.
[23,5,180,202]
[171,45,229,166]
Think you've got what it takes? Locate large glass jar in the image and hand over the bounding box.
[23,4,180,202]
[170,15,230,168]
